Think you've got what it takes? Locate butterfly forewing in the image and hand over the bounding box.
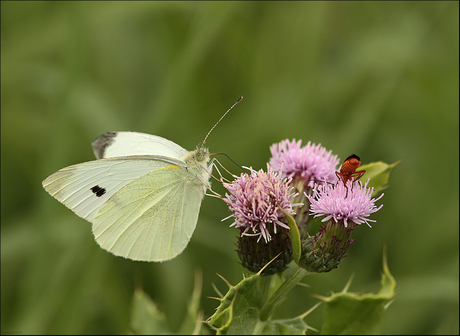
[93,131,190,159]
[42,156,185,222]
[92,165,205,261]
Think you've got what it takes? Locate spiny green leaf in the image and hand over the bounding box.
[319,253,396,335]
[206,273,263,335]
[261,316,309,335]
[207,271,318,335]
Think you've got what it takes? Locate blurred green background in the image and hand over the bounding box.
[1,1,458,334]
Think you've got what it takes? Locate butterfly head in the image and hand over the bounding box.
[181,144,210,167]
[194,144,210,163]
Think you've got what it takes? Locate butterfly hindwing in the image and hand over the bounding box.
[92,165,205,261]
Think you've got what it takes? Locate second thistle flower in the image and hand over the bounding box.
[299,179,384,273]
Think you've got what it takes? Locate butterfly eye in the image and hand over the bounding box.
[195,147,209,162]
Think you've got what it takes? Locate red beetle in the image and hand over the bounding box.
[335,154,366,187]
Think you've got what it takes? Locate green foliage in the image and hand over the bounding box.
[261,317,310,335]
[130,271,204,335]
[360,159,402,196]
[206,271,315,335]
[206,256,395,335]
[130,289,171,335]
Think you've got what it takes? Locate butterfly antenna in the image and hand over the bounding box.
[203,96,243,144]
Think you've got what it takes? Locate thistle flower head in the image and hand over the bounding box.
[222,164,297,243]
[222,164,298,275]
[269,139,340,237]
[299,179,384,273]
[269,139,339,187]
[306,179,384,228]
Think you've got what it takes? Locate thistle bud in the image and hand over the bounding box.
[237,227,292,276]
[299,221,353,273]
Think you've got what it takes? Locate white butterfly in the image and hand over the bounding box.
[42,131,212,262]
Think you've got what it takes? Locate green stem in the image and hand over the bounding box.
[259,266,308,321]
[258,275,272,303]
[252,319,267,335]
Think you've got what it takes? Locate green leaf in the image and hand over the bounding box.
[360,158,402,196]
[262,316,309,335]
[319,253,396,335]
[280,208,301,264]
[129,289,171,335]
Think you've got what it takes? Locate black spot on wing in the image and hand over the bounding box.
[92,132,117,159]
[90,185,106,197]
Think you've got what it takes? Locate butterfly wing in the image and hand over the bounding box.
[92,131,190,159]
[42,156,185,222]
[44,132,210,261]
[92,165,205,261]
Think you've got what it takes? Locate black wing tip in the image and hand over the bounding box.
[92,132,118,159]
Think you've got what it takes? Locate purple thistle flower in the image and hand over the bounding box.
[299,179,383,273]
[222,164,297,244]
[269,139,340,237]
[269,139,339,187]
[306,179,384,228]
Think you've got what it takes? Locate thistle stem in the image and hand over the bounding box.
[258,275,272,302]
[259,265,308,321]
